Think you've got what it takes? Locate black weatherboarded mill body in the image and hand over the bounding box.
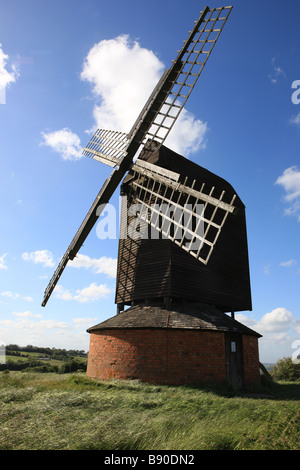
[116,141,252,314]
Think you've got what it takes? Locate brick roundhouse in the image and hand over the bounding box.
[87,302,261,389]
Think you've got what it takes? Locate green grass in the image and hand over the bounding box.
[0,371,299,450]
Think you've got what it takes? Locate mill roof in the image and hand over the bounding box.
[136,141,245,208]
[87,302,261,338]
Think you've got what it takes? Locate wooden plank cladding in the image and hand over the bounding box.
[115,141,252,313]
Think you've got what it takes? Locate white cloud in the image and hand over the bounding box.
[81,34,164,133]
[55,282,112,303]
[290,112,300,127]
[0,253,8,270]
[263,264,271,275]
[294,319,300,335]
[258,307,294,333]
[22,250,55,268]
[236,307,298,362]
[0,44,19,103]
[12,310,42,319]
[76,282,111,302]
[275,166,300,221]
[237,307,294,335]
[0,315,89,351]
[268,57,285,84]
[279,259,297,267]
[167,109,208,155]
[54,285,73,301]
[41,128,83,161]
[73,317,98,327]
[0,291,34,302]
[80,34,208,156]
[234,313,257,328]
[0,316,69,331]
[69,254,117,278]
[1,291,19,300]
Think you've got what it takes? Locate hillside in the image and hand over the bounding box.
[0,345,87,373]
[0,371,299,450]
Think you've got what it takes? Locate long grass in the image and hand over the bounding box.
[0,371,299,450]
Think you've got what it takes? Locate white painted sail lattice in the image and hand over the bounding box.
[125,165,236,265]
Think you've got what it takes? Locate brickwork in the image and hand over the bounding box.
[242,334,261,384]
[87,328,229,385]
[87,328,261,386]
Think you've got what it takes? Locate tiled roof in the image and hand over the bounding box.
[87,301,261,337]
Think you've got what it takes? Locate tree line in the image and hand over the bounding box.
[0,344,88,373]
[6,344,87,358]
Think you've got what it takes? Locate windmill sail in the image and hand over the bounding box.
[123,162,236,265]
[84,6,232,166]
[83,129,129,167]
[142,5,232,146]
[42,5,232,307]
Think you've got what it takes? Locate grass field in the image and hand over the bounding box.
[0,371,299,450]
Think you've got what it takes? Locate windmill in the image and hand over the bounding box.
[42,5,233,307]
[42,5,262,389]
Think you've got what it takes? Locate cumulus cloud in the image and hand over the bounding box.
[167,109,208,155]
[69,254,117,278]
[81,34,208,156]
[73,317,98,327]
[290,112,300,127]
[235,307,298,362]
[0,291,33,302]
[0,314,89,351]
[0,44,19,103]
[41,128,83,160]
[263,264,271,275]
[22,250,55,268]
[39,34,208,163]
[81,34,164,133]
[258,307,294,333]
[268,57,285,84]
[0,315,73,352]
[1,291,19,299]
[0,316,70,331]
[55,282,112,303]
[0,253,8,270]
[279,259,297,268]
[237,307,295,335]
[12,310,42,319]
[275,166,300,221]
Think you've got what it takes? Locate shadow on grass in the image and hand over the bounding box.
[68,373,300,401]
[143,376,300,401]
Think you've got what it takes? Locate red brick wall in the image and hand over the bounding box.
[242,334,260,384]
[87,328,227,385]
[87,329,261,386]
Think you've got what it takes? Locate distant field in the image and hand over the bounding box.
[0,346,87,372]
[0,371,299,450]
[4,353,65,367]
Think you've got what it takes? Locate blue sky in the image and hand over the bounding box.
[0,0,299,363]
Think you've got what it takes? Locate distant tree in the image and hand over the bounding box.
[270,357,300,381]
[59,359,86,374]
